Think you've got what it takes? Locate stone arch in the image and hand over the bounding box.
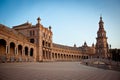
[72,55,73,59]
[0,39,6,55]
[64,54,66,59]
[69,55,71,60]
[18,44,22,55]
[55,53,57,59]
[66,55,68,59]
[10,42,15,55]
[25,46,28,56]
[30,48,33,56]
[52,53,54,59]
[58,53,60,59]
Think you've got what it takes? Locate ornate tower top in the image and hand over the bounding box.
[99,16,104,29]
[37,17,41,24]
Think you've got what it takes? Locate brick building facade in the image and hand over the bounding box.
[0,17,108,62]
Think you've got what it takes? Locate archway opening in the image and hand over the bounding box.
[0,39,6,55]
[25,47,28,56]
[55,53,57,59]
[52,53,54,58]
[30,48,33,56]
[18,45,22,55]
[10,42,15,55]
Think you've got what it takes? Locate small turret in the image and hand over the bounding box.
[49,26,52,30]
[37,17,41,24]
[84,41,87,47]
[92,43,94,47]
[74,44,76,47]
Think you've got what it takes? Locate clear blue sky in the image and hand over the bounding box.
[0,0,120,48]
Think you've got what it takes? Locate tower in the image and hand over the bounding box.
[96,16,108,58]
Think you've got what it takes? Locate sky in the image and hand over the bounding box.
[0,0,120,48]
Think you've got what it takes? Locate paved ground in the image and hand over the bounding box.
[81,59,120,71]
[0,62,120,80]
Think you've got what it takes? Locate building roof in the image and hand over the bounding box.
[53,43,80,51]
[13,22,32,29]
[0,24,29,41]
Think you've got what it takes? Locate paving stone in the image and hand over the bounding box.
[0,62,120,80]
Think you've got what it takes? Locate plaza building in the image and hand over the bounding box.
[0,17,108,62]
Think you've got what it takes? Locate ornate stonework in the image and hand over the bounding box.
[96,16,109,58]
[0,17,107,62]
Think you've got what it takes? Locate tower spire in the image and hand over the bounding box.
[99,15,104,29]
[96,16,108,58]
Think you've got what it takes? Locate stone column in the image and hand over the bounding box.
[15,47,16,55]
[28,48,30,56]
[50,52,53,60]
[8,44,10,54]
[46,51,48,60]
[15,47,18,55]
[49,51,51,60]
[28,48,30,62]
[22,49,24,56]
[6,45,8,54]
[44,50,46,60]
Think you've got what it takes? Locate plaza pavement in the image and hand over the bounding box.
[0,62,120,80]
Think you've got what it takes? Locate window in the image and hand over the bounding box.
[30,39,35,43]
[30,30,35,36]
[43,33,45,37]
[33,30,35,36]
[48,43,51,47]
[30,31,32,36]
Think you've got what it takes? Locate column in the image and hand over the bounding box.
[51,52,53,60]
[49,51,52,60]
[14,47,16,55]
[22,49,24,56]
[8,44,10,54]
[6,45,8,54]
[45,50,46,60]
[15,47,18,55]
[28,48,30,56]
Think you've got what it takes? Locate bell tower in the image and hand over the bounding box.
[96,16,108,58]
